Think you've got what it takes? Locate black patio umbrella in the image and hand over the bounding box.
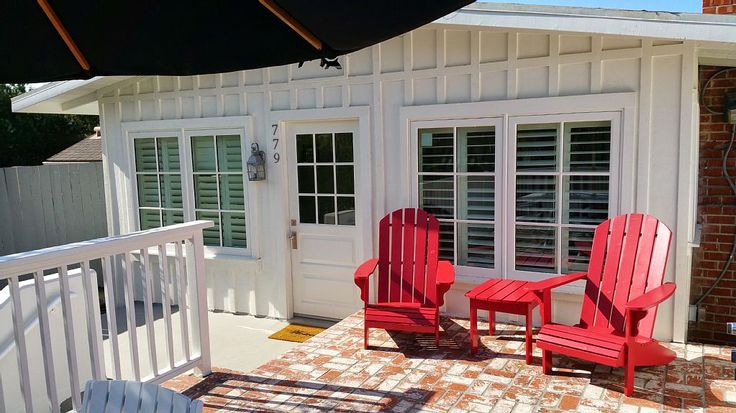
[1,0,472,83]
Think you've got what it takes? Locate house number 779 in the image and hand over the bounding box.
[272,124,280,163]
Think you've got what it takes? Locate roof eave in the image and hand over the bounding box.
[440,4,736,43]
[11,76,132,115]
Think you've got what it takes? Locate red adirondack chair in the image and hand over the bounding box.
[354,208,455,349]
[526,214,676,396]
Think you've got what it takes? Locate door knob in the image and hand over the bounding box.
[288,230,298,249]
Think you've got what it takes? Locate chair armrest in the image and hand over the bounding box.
[625,283,676,312]
[355,258,379,279]
[436,260,455,307]
[437,260,455,286]
[525,272,587,293]
[354,258,379,303]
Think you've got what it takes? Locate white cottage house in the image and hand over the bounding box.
[12,3,736,345]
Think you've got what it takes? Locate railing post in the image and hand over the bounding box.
[58,266,82,411]
[33,271,60,413]
[81,261,105,381]
[9,276,33,413]
[186,232,211,376]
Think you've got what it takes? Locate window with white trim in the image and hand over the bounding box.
[415,114,618,280]
[513,121,612,274]
[132,129,250,252]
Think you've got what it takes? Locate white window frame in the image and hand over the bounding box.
[402,92,636,288]
[410,117,504,280]
[506,112,621,283]
[123,116,256,257]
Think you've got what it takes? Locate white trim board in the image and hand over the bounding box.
[445,4,736,43]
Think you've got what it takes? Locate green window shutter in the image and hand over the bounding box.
[219,175,245,210]
[134,136,182,231]
[191,134,247,248]
[196,211,221,246]
[135,138,158,172]
[217,135,242,172]
[193,175,219,210]
[139,209,162,230]
[157,137,180,171]
[222,212,247,248]
[137,174,160,207]
[192,136,216,172]
[160,175,183,208]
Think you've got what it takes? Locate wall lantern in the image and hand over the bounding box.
[246,142,266,181]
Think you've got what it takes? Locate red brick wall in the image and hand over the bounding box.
[703,0,736,14]
[689,66,736,344]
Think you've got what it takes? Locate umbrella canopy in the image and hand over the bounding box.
[1,0,472,83]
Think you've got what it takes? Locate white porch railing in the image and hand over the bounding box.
[0,221,213,413]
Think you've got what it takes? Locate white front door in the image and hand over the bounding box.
[286,120,367,319]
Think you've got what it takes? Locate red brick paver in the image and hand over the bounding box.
[164,312,736,412]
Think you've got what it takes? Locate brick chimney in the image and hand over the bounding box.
[703,0,736,14]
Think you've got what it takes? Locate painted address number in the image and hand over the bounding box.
[272,124,280,163]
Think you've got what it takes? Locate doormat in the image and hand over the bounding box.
[268,323,326,343]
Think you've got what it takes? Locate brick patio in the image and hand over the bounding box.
[163,312,736,412]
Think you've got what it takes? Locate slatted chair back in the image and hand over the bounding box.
[81,380,203,413]
[579,214,672,337]
[377,208,439,307]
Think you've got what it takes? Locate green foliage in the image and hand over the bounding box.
[0,84,99,167]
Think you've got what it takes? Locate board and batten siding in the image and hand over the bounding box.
[95,25,698,342]
[0,163,107,256]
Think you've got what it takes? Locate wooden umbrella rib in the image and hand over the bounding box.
[259,0,323,51]
[37,0,91,71]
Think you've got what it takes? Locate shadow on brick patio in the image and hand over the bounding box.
[164,312,736,412]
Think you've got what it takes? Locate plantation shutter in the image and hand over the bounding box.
[514,121,612,275]
[191,135,247,248]
[516,126,558,171]
[514,125,558,273]
[157,137,183,226]
[419,129,454,221]
[217,136,246,248]
[561,123,611,272]
[418,126,497,268]
[135,139,159,208]
[134,137,182,230]
[419,128,455,263]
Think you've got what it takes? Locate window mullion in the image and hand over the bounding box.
[557,122,565,274]
[453,126,459,266]
[332,133,338,226]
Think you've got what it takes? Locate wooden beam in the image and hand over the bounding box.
[37,0,91,71]
[259,0,323,51]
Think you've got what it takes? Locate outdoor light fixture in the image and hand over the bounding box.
[246,143,266,181]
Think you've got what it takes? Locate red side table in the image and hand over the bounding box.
[465,278,539,364]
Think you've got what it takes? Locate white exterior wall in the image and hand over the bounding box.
[96,25,698,342]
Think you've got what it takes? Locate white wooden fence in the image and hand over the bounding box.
[0,164,107,256]
[0,221,213,413]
